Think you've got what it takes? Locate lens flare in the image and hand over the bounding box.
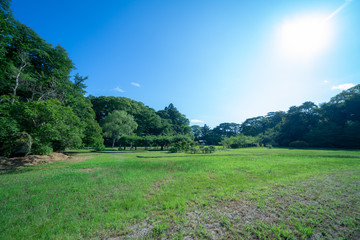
[280,16,333,58]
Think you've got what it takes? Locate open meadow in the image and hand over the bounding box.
[1,148,360,239]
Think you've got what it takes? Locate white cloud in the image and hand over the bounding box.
[191,119,203,123]
[323,80,329,84]
[131,82,141,88]
[331,83,355,90]
[114,87,124,93]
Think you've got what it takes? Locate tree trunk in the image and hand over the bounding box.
[12,58,27,104]
[112,138,115,148]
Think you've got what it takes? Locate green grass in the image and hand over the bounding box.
[1,148,359,239]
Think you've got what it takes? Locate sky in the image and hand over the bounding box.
[11,0,360,127]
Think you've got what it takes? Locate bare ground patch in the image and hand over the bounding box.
[79,167,102,173]
[0,152,70,171]
[145,176,173,200]
[68,154,93,163]
[117,170,360,239]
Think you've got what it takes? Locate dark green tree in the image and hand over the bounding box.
[157,103,191,135]
[90,96,166,136]
[213,122,241,138]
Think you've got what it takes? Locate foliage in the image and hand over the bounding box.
[201,145,216,154]
[31,142,53,155]
[191,125,202,140]
[188,147,201,154]
[157,103,192,135]
[238,85,360,149]
[11,99,84,152]
[0,100,20,156]
[12,132,32,156]
[289,140,309,149]
[191,123,241,145]
[100,110,138,148]
[0,3,104,155]
[221,134,258,149]
[89,96,167,136]
[168,147,178,153]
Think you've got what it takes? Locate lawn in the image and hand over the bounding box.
[1,148,359,239]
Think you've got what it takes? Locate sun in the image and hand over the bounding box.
[279,15,334,59]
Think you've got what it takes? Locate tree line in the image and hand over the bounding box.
[192,84,360,149]
[1,0,359,157]
[0,1,192,156]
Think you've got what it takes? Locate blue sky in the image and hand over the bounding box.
[11,0,360,127]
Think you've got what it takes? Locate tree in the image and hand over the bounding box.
[100,110,138,148]
[213,122,241,138]
[89,96,167,136]
[0,99,84,155]
[241,116,268,136]
[0,2,104,155]
[201,124,211,138]
[157,103,191,135]
[221,134,258,149]
[278,101,319,146]
[191,125,202,140]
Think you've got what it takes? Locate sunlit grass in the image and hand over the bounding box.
[1,148,359,239]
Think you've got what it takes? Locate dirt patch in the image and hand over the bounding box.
[68,154,94,163]
[0,152,70,170]
[145,176,173,199]
[79,167,102,173]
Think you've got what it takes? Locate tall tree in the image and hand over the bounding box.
[157,103,191,135]
[89,96,166,136]
[278,101,319,146]
[0,3,104,154]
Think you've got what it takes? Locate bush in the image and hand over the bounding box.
[31,143,53,155]
[289,140,309,148]
[203,147,211,154]
[0,132,32,157]
[188,147,200,154]
[168,147,178,153]
[94,142,105,151]
[12,132,32,157]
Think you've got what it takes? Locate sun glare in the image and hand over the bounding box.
[280,16,333,59]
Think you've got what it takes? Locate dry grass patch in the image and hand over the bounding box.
[0,152,69,171]
[79,167,102,173]
[145,176,174,200]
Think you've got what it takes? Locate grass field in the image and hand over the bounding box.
[1,148,359,239]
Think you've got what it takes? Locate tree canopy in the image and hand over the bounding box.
[100,110,138,148]
[0,2,104,156]
[1,1,359,155]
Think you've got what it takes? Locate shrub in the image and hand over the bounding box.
[0,132,32,157]
[188,147,200,154]
[168,147,178,153]
[289,140,309,148]
[12,132,32,157]
[93,143,105,151]
[31,142,53,155]
[202,147,210,154]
